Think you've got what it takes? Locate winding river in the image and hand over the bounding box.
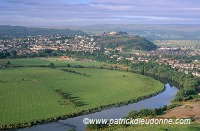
[18,84,178,131]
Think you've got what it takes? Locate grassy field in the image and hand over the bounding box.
[3,58,106,67]
[0,67,163,126]
[154,40,200,47]
[95,123,200,131]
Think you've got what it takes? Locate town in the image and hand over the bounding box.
[0,32,200,77]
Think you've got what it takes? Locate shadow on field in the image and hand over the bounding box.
[55,89,87,107]
[0,80,6,83]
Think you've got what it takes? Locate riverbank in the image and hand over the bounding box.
[95,101,200,131]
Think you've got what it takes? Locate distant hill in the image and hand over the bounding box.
[69,24,200,40]
[0,25,86,37]
[96,34,157,51]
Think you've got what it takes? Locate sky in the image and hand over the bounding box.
[0,0,200,26]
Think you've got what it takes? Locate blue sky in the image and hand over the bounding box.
[0,0,200,26]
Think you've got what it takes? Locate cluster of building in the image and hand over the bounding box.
[132,50,200,77]
[0,35,101,55]
[107,45,200,77]
[151,46,200,56]
[1,34,199,77]
[157,58,200,77]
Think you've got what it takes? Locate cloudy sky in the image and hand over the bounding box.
[0,0,200,26]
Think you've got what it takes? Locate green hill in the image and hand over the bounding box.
[0,25,86,37]
[96,34,157,51]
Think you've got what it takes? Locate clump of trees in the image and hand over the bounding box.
[126,103,181,119]
[87,123,108,130]
[48,63,55,68]
[0,51,11,59]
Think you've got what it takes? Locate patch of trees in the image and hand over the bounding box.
[130,62,200,101]
[87,123,108,130]
[126,103,181,119]
[0,51,10,59]
[61,68,89,77]
[48,63,55,68]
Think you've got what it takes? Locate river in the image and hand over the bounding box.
[18,83,178,131]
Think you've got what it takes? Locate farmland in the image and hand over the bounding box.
[4,58,106,67]
[154,40,200,48]
[0,67,163,127]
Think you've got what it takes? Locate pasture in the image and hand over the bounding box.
[0,67,163,126]
[154,40,200,47]
[4,57,106,67]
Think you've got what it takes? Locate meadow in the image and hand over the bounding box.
[5,58,106,67]
[0,67,163,127]
[154,40,200,47]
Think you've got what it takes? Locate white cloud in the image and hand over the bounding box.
[90,2,131,11]
[182,8,200,11]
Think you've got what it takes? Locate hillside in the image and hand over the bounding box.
[96,34,157,51]
[0,25,86,37]
[69,24,200,40]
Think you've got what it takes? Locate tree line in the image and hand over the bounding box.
[61,68,89,77]
[130,62,200,101]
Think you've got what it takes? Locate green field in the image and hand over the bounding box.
[96,123,200,131]
[4,58,106,67]
[154,40,200,47]
[0,67,163,126]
